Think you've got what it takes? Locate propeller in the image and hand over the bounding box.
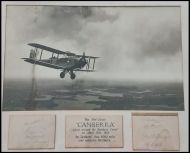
[86,62,89,69]
[79,52,90,69]
[82,52,90,70]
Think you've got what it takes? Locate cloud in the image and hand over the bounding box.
[131,18,181,61]
[29,6,119,41]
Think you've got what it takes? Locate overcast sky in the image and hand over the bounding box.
[4,6,183,82]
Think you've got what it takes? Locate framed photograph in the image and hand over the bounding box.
[1,1,189,152]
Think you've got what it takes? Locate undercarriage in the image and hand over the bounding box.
[60,70,76,80]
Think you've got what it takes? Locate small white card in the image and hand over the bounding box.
[8,115,56,149]
[65,115,123,148]
[132,113,180,151]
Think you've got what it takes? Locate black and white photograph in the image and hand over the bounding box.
[3,5,184,111]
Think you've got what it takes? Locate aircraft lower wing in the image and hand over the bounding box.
[74,69,95,72]
[22,58,66,69]
[22,58,95,72]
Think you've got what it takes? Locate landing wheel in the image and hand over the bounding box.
[70,73,76,80]
[60,72,65,78]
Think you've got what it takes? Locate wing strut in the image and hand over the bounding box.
[88,58,91,69]
[40,49,43,60]
[51,52,54,63]
[93,58,96,70]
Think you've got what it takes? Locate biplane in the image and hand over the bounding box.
[22,43,100,80]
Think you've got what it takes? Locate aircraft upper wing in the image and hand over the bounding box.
[28,43,100,58]
[28,43,75,56]
[75,55,100,59]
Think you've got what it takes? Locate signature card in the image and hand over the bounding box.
[132,113,180,151]
[65,115,123,148]
[8,115,56,149]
